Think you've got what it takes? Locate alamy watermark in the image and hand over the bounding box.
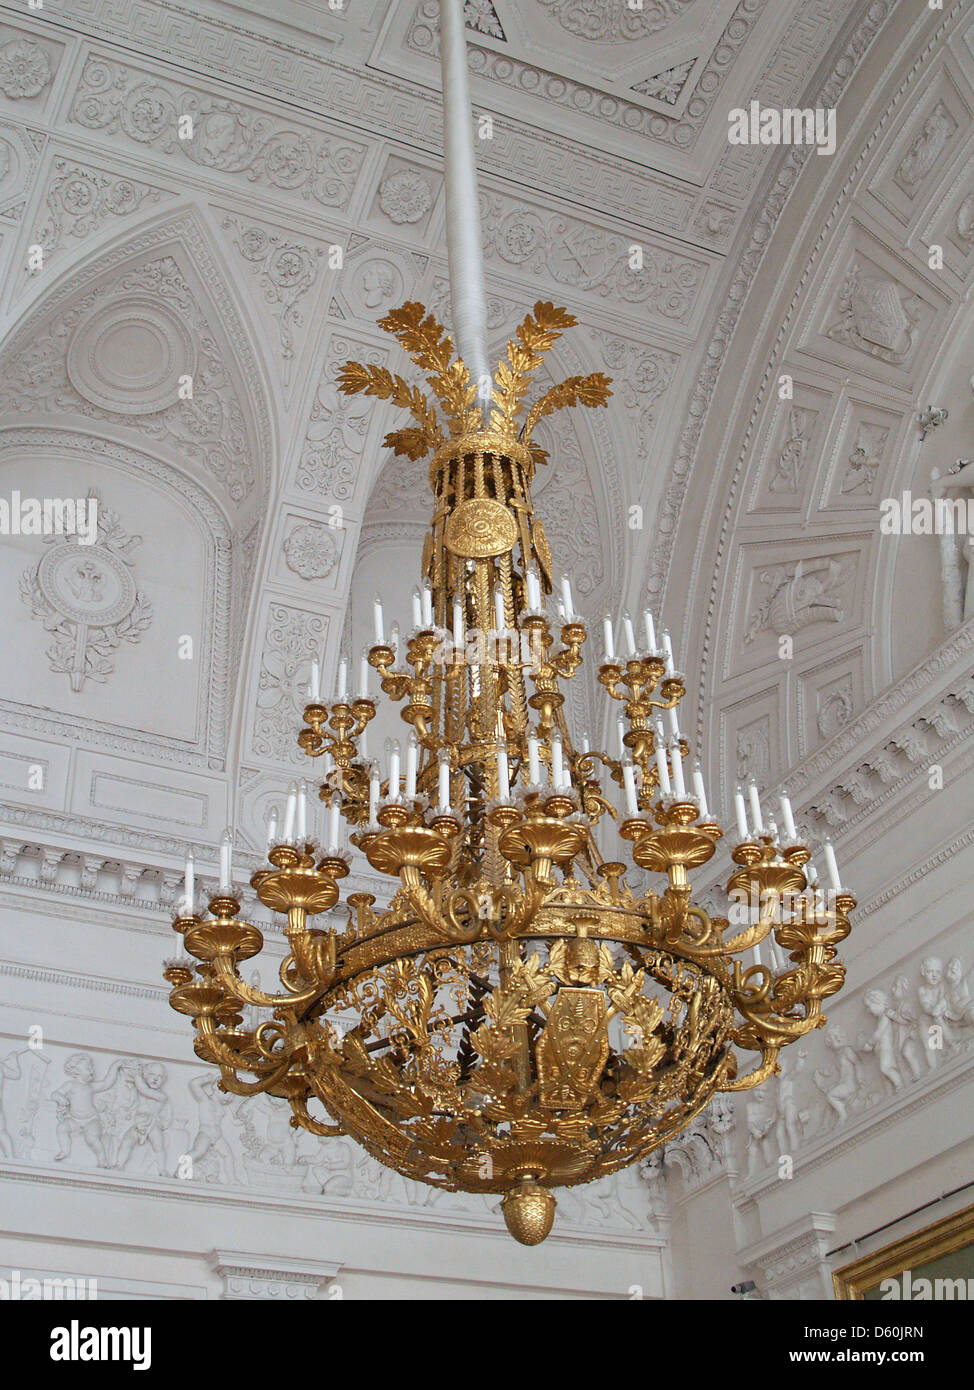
[879,490,974,536]
[727,101,836,156]
[0,1268,97,1299]
[0,492,98,545]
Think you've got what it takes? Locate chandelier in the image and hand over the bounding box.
[163,1,855,1247]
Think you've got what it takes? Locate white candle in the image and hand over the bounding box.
[643,609,657,651]
[661,628,675,675]
[369,763,380,825]
[496,741,510,800]
[265,804,279,850]
[580,730,590,754]
[747,779,764,835]
[390,623,400,663]
[434,751,449,813]
[666,705,680,741]
[617,715,626,759]
[806,860,818,886]
[526,569,541,611]
[405,735,418,799]
[283,782,297,841]
[358,651,369,700]
[411,588,423,629]
[622,612,637,657]
[654,731,672,796]
[359,728,369,763]
[323,750,334,783]
[528,734,541,786]
[734,785,749,841]
[296,781,308,840]
[779,790,798,842]
[692,761,709,818]
[422,582,433,627]
[602,615,615,661]
[182,848,195,915]
[336,654,348,702]
[551,731,565,789]
[308,658,321,704]
[453,599,464,650]
[219,827,233,893]
[560,574,574,619]
[372,594,384,646]
[823,840,841,892]
[622,760,638,817]
[494,585,505,631]
[670,742,686,799]
[389,741,401,800]
[327,795,341,854]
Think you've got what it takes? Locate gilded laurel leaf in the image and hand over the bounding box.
[384,428,433,460]
[522,373,613,443]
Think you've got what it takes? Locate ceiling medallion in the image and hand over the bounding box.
[66,294,195,415]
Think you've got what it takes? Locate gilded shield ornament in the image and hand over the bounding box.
[444,498,517,557]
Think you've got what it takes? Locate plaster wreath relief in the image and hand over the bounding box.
[20,490,153,693]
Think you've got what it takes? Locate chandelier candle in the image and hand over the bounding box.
[166,0,854,1247]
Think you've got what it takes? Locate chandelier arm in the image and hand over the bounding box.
[289,1095,346,1138]
[210,957,321,1009]
[214,1061,293,1097]
[719,1046,780,1092]
[720,891,779,955]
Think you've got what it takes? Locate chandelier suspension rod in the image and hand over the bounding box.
[440,0,492,412]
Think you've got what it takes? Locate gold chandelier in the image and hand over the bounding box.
[165,300,854,1245]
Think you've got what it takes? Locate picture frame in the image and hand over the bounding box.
[833,1201,974,1300]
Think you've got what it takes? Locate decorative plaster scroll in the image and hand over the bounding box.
[69,56,367,209]
[252,603,329,766]
[34,158,166,258]
[222,218,323,386]
[479,193,707,323]
[296,334,389,503]
[535,0,697,41]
